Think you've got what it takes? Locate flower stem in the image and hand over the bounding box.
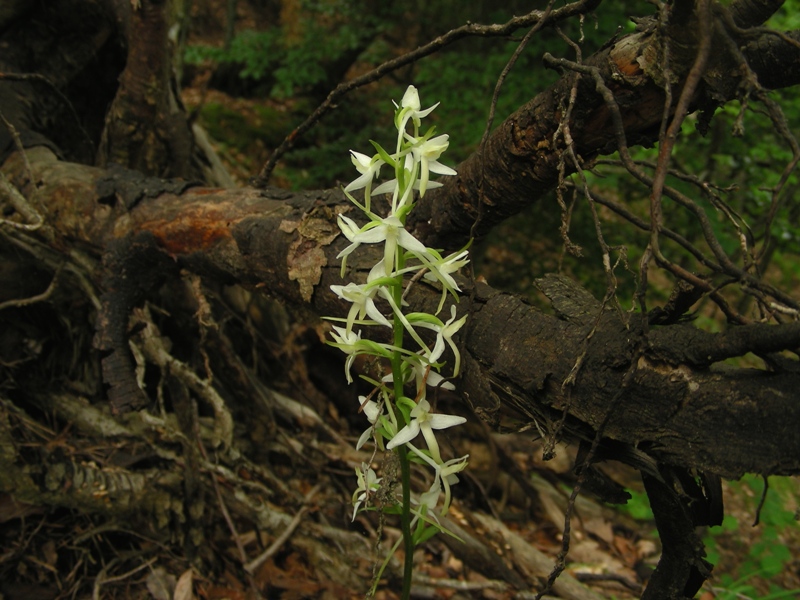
[390,254,413,600]
[397,444,413,600]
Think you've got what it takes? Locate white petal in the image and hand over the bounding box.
[363,400,382,423]
[416,103,438,120]
[397,229,429,255]
[420,422,442,462]
[426,370,455,390]
[344,171,372,192]
[428,335,446,364]
[367,259,389,282]
[336,242,359,260]
[428,133,449,144]
[337,215,360,240]
[351,150,372,168]
[419,181,443,190]
[386,421,420,449]
[353,226,388,244]
[417,482,441,512]
[428,161,457,176]
[344,354,356,384]
[410,398,431,418]
[428,414,467,430]
[372,180,397,195]
[365,301,392,328]
[401,86,420,110]
[356,428,373,450]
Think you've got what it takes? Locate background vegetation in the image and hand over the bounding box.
[180,0,798,595]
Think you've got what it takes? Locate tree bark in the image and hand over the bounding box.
[3,145,799,480]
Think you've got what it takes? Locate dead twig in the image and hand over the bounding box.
[244,482,322,574]
[0,267,59,311]
[92,556,157,600]
[252,0,601,186]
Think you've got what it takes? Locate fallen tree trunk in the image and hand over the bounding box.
[3,146,798,480]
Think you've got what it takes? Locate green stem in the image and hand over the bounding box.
[390,321,413,598]
[390,251,413,600]
[397,444,413,600]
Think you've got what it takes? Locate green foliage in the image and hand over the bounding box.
[198,102,292,150]
[619,488,654,522]
[710,573,800,600]
[185,0,400,99]
[767,0,800,30]
[276,88,398,189]
[704,475,800,598]
[185,29,282,82]
[613,476,800,598]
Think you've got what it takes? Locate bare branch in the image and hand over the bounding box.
[252,0,603,187]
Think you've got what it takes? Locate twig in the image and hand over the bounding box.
[474,0,556,242]
[0,171,43,231]
[0,268,59,311]
[413,573,509,592]
[135,306,234,448]
[0,72,94,155]
[252,0,602,186]
[543,50,797,321]
[752,474,769,526]
[244,482,322,574]
[471,511,607,600]
[0,109,35,183]
[535,340,647,600]
[647,0,713,272]
[92,556,157,600]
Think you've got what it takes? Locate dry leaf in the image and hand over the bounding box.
[173,569,195,600]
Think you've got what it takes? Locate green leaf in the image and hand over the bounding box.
[370,140,397,168]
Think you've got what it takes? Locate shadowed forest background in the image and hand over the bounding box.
[1,0,800,598]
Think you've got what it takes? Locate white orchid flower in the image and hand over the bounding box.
[394,85,439,141]
[380,358,453,406]
[414,305,468,377]
[405,443,469,516]
[352,463,381,521]
[410,480,443,526]
[337,213,432,278]
[383,358,455,392]
[327,85,470,550]
[345,151,385,210]
[422,248,470,313]
[437,454,469,514]
[349,214,431,277]
[328,326,363,384]
[328,325,392,383]
[386,398,465,463]
[330,281,391,332]
[424,249,469,291]
[410,134,457,196]
[335,214,364,275]
[356,395,385,450]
